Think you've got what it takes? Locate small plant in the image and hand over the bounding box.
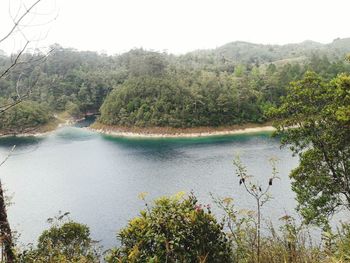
[233,156,279,263]
[211,194,256,262]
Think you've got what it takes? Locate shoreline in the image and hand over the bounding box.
[0,116,79,138]
[0,120,276,139]
[89,123,276,138]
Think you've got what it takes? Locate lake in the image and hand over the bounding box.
[0,125,299,249]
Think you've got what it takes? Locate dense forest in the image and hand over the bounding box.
[1,38,350,131]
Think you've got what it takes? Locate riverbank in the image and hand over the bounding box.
[0,112,83,138]
[0,118,61,138]
[0,117,276,139]
[89,122,276,138]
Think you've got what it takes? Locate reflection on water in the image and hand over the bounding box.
[53,127,96,142]
[0,126,298,250]
[102,131,275,147]
[0,136,43,148]
[102,132,277,161]
[0,136,44,157]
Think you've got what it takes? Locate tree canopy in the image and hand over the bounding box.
[271,71,350,225]
[0,41,350,130]
[105,194,233,263]
[0,100,52,135]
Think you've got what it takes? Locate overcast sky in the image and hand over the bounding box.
[0,0,349,55]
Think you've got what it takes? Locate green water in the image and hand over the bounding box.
[0,126,298,249]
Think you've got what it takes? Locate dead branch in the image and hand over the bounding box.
[0,146,16,168]
[0,41,29,79]
[0,0,43,44]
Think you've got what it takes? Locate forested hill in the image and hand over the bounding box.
[0,38,350,130]
[179,38,350,69]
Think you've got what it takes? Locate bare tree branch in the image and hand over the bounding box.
[0,1,54,261]
[0,69,42,115]
[0,0,42,44]
[0,41,29,79]
[0,146,16,168]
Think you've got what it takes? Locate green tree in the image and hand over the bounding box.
[270,71,350,225]
[0,100,52,135]
[19,213,100,262]
[106,193,233,263]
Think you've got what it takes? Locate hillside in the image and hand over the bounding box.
[0,38,350,131]
[178,38,350,68]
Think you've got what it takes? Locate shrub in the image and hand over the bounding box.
[105,193,233,263]
[18,213,100,263]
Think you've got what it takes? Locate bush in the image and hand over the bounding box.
[18,214,100,263]
[105,193,233,263]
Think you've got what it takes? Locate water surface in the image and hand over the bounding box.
[0,126,298,248]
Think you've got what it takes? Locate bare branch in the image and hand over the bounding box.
[0,68,42,115]
[0,41,29,79]
[0,0,42,44]
[0,146,16,168]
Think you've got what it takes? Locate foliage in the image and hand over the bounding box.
[1,42,350,129]
[0,100,52,134]
[270,72,350,225]
[215,156,350,262]
[213,195,330,263]
[330,223,350,261]
[105,193,233,263]
[18,213,100,263]
[99,72,266,128]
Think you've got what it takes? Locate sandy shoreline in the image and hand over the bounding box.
[89,124,276,138]
[0,120,276,139]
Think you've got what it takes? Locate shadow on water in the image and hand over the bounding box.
[0,136,45,156]
[100,131,278,161]
[0,136,43,148]
[54,127,97,142]
[102,131,276,148]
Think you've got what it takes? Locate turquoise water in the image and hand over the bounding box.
[0,126,298,249]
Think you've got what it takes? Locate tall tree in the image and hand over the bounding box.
[271,71,350,225]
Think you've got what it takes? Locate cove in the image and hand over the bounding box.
[0,125,298,249]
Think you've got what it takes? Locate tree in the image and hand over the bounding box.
[106,193,233,263]
[270,71,350,225]
[0,100,51,135]
[18,213,100,262]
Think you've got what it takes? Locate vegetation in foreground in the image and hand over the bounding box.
[17,213,100,263]
[14,193,350,263]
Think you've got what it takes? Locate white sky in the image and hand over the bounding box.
[0,0,349,55]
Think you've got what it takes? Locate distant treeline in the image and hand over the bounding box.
[1,39,350,130]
